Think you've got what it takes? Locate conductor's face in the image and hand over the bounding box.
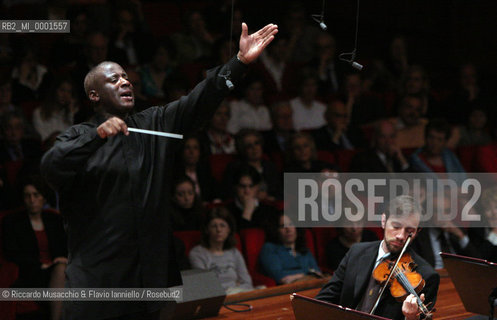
[95,63,134,115]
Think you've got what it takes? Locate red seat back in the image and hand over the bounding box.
[456,145,477,172]
[239,228,276,287]
[333,149,360,172]
[209,154,236,182]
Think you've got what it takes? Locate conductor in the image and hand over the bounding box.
[41,23,278,320]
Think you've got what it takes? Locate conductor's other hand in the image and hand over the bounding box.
[97,117,129,138]
[237,23,278,64]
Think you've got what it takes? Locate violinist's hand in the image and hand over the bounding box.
[402,293,423,320]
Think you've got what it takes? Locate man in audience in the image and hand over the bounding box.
[262,100,295,154]
[311,99,363,152]
[393,94,428,149]
[350,120,409,172]
[411,194,481,269]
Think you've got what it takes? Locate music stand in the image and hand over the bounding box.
[441,252,497,318]
[291,293,392,320]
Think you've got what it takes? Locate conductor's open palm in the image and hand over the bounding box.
[238,23,278,64]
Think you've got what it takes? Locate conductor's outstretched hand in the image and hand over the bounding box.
[237,23,278,64]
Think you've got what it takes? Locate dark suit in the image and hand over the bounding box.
[350,149,408,173]
[310,125,365,152]
[316,241,439,320]
[411,228,482,268]
[2,210,67,287]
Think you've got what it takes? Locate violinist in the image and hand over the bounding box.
[316,195,440,320]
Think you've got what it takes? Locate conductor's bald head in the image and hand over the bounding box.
[84,61,117,97]
[83,61,135,116]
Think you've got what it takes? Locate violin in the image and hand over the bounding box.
[370,235,433,319]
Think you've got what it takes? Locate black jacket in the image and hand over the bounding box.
[316,241,439,320]
[41,57,247,319]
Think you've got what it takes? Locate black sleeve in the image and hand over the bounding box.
[2,215,40,270]
[40,125,106,192]
[159,56,247,136]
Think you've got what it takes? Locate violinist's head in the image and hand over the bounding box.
[381,195,422,254]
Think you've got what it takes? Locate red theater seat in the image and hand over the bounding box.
[456,145,477,172]
[317,150,336,166]
[475,144,497,173]
[209,154,236,183]
[239,228,276,287]
[334,149,360,172]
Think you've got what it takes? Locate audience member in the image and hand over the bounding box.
[385,35,409,85]
[175,135,219,202]
[343,73,385,127]
[227,77,272,134]
[11,42,50,104]
[189,207,253,294]
[454,107,492,147]
[224,129,282,200]
[326,223,378,271]
[170,175,205,231]
[0,111,41,165]
[225,166,278,229]
[139,39,177,100]
[400,65,439,118]
[409,118,465,175]
[311,99,363,152]
[199,100,236,155]
[2,176,67,319]
[446,63,493,125]
[251,35,297,101]
[172,10,217,64]
[260,212,321,284]
[393,94,428,149]
[285,132,336,173]
[262,100,295,154]
[311,32,343,95]
[110,6,152,66]
[0,78,21,119]
[290,74,326,131]
[350,120,409,172]
[32,77,78,142]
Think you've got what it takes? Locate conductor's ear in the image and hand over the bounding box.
[88,90,100,103]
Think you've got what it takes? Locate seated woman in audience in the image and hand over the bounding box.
[32,77,78,142]
[175,134,219,202]
[170,175,206,231]
[198,100,236,155]
[223,129,282,200]
[260,212,321,284]
[455,107,492,147]
[139,39,176,100]
[2,176,67,319]
[226,165,278,229]
[227,77,272,134]
[189,207,254,294]
[284,132,336,173]
[326,222,378,271]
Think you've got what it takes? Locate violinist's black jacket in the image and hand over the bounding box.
[41,57,247,320]
[316,241,439,320]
